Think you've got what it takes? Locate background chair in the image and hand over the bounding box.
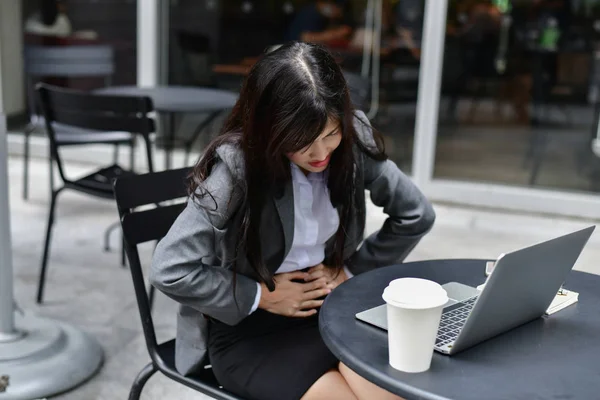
[35,84,155,304]
[23,44,136,200]
[113,168,244,400]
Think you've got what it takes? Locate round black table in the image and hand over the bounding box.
[319,259,600,400]
[96,86,238,168]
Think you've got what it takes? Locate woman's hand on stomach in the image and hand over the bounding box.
[258,271,331,317]
[305,264,348,291]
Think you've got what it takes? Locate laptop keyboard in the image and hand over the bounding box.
[436,296,479,347]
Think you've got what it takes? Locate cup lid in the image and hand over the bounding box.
[382,277,448,309]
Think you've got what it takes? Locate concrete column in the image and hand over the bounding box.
[0,0,25,117]
[0,112,15,338]
[137,0,161,87]
[412,0,449,186]
[0,0,22,338]
[0,6,104,398]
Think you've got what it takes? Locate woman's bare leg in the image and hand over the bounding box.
[301,369,358,400]
[339,362,404,400]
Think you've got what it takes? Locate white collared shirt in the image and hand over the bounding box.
[250,163,352,313]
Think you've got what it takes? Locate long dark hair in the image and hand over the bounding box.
[189,42,386,290]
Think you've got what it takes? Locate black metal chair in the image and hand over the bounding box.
[35,83,155,304]
[113,168,244,400]
[23,45,136,200]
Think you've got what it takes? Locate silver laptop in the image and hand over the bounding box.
[355,226,595,355]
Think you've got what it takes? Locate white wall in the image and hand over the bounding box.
[0,0,25,116]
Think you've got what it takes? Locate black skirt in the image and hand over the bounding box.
[208,309,339,400]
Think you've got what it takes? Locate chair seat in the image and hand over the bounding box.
[53,122,135,145]
[56,130,135,145]
[30,119,135,145]
[67,164,134,198]
[157,339,245,400]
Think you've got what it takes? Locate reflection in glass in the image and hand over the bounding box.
[436,0,600,192]
[168,0,425,172]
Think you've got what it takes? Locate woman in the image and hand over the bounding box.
[150,42,435,400]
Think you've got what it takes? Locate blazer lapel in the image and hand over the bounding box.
[273,179,295,263]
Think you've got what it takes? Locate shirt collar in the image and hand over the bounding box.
[290,162,328,183]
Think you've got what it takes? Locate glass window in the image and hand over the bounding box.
[168,0,426,173]
[23,0,138,87]
[21,0,137,135]
[435,0,600,192]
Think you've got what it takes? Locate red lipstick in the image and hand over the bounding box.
[308,155,331,168]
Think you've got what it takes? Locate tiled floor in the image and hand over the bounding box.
[6,155,600,399]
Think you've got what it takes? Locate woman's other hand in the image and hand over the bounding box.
[305,264,348,291]
[258,271,331,317]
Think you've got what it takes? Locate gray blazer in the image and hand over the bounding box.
[149,111,435,376]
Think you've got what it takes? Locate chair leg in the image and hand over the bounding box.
[22,125,33,200]
[121,234,127,268]
[113,143,120,164]
[164,113,177,170]
[148,285,156,311]
[529,130,548,186]
[523,115,543,168]
[104,224,113,252]
[103,221,121,252]
[128,362,158,400]
[104,223,128,268]
[129,139,136,172]
[144,136,155,174]
[49,150,55,194]
[37,189,61,304]
[523,132,537,168]
[184,146,191,167]
[147,240,160,311]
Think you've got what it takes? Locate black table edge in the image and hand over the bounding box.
[319,260,600,399]
[319,263,458,400]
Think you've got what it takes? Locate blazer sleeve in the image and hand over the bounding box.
[347,111,436,275]
[149,162,258,326]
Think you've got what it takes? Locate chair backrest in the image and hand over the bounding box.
[343,71,370,111]
[24,45,115,119]
[113,168,191,361]
[36,83,156,182]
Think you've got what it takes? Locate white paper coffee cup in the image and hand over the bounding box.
[382,278,448,373]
